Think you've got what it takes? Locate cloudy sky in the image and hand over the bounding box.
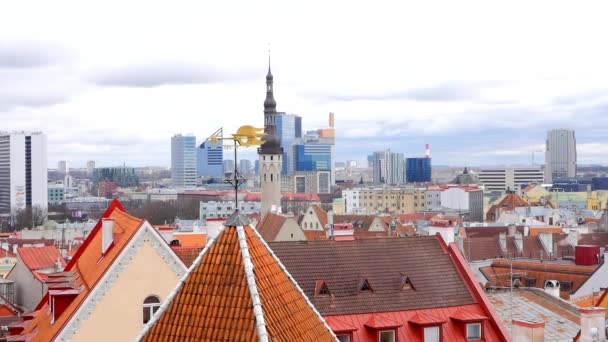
[2,1,608,168]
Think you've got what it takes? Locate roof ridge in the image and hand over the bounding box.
[134,225,226,341]
[237,225,269,342]
[248,225,338,340]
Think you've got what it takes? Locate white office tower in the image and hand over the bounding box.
[545,129,577,183]
[0,132,48,213]
[171,134,197,189]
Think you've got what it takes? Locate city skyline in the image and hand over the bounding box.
[2,1,608,167]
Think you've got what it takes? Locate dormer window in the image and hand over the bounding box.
[315,280,330,296]
[400,275,414,290]
[466,323,482,340]
[424,326,440,342]
[359,279,373,292]
[379,330,395,342]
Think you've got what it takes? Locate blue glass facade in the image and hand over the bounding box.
[276,113,301,176]
[552,177,608,192]
[295,144,331,171]
[406,157,431,183]
[197,139,223,178]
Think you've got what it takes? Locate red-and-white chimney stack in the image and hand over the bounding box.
[425,144,431,158]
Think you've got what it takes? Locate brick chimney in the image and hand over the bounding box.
[512,320,544,342]
[579,307,606,342]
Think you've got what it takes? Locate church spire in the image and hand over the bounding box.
[264,48,276,115]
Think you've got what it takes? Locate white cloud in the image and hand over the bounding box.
[1,0,608,166]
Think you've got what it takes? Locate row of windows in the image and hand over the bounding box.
[336,323,481,342]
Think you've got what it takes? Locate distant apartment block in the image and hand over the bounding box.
[0,131,48,213]
[47,184,65,205]
[342,187,426,214]
[478,167,544,193]
[440,186,484,222]
[171,134,197,188]
[93,166,139,187]
[372,149,405,184]
[199,200,261,219]
[545,128,577,183]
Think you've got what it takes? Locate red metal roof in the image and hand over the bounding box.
[364,314,403,329]
[326,304,501,341]
[17,246,66,271]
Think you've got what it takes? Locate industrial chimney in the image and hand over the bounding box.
[425,144,430,158]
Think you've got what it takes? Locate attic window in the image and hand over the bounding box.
[400,276,415,290]
[315,280,330,296]
[359,279,373,292]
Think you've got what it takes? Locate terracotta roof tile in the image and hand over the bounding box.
[170,246,203,267]
[256,212,288,242]
[312,204,328,227]
[17,246,66,271]
[141,213,336,341]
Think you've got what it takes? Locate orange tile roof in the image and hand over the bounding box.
[140,212,336,341]
[170,246,203,267]
[172,232,206,247]
[312,204,328,227]
[17,246,66,271]
[17,200,147,341]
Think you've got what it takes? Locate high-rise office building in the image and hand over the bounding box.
[0,132,48,213]
[86,160,95,175]
[478,167,544,193]
[239,159,252,174]
[372,149,405,184]
[223,159,234,174]
[57,160,68,174]
[197,137,223,178]
[406,157,432,183]
[545,129,577,183]
[294,144,332,172]
[171,134,197,188]
[276,113,301,176]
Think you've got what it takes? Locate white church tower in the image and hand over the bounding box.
[258,56,283,216]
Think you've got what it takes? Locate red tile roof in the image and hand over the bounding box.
[140,212,336,341]
[17,246,66,271]
[256,212,288,242]
[15,199,157,341]
[312,204,328,227]
[170,246,203,267]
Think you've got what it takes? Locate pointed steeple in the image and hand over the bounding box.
[264,49,277,114]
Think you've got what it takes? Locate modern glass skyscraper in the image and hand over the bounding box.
[171,134,197,188]
[406,157,432,183]
[294,144,331,171]
[197,139,223,178]
[0,131,48,213]
[276,113,301,176]
[545,129,577,183]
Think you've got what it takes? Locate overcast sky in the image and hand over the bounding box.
[2,1,608,168]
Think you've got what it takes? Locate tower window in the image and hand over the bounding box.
[271,174,273,182]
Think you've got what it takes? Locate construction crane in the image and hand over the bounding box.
[531,149,543,165]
